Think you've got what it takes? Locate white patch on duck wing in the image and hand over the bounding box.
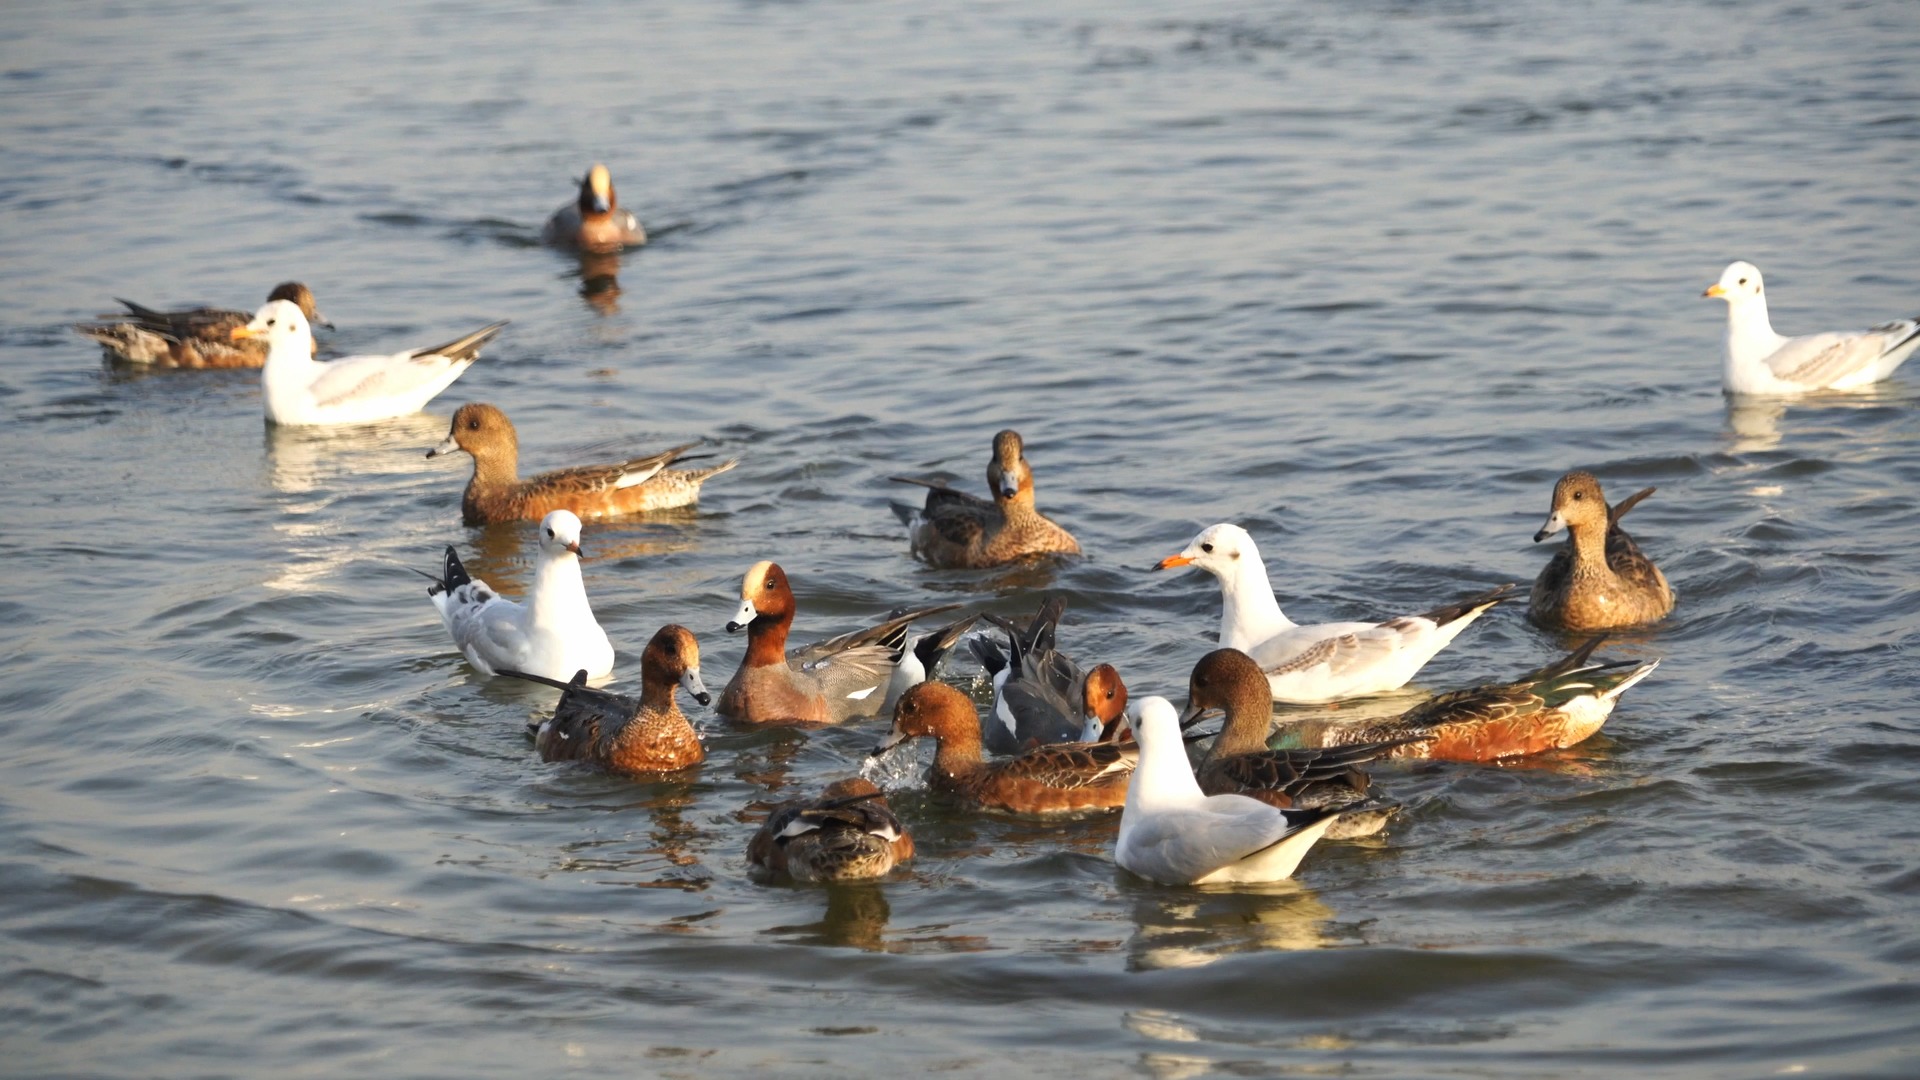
[845,685,878,701]
[993,667,1017,738]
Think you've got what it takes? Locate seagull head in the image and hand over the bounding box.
[538,510,584,557]
[1704,260,1763,304]
[231,299,311,349]
[1155,522,1257,578]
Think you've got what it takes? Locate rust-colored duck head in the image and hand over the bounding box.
[642,624,709,706]
[871,680,981,758]
[728,560,796,633]
[1081,663,1130,742]
[1535,470,1610,543]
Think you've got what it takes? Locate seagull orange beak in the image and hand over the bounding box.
[1154,554,1193,570]
[231,326,257,341]
[1703,284,1726,298]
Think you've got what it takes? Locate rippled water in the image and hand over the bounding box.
[5,1,1919,1075]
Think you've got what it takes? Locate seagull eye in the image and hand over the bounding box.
[1199,543,1214,554]
[266,319,276,327]
[1738,278,1747,285]
[546,527,556,537]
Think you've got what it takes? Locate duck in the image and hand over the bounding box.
[868,681,1135,816]
[881,611,981,712]
[1529,471,1674,631]
[236,299,504,426]
[1115,697,1344,886]
[1155,523,1512,704]
[716,561,957,724]
[891,429,1080,568]
[1706,260,1920,395]
[500,625,708,774]
[1266,637,1660,762]
[426,403,738,525]
[1078,663,1130,743]
[747,778,915,883]
[75,281,328,368]
[422,509,614,682]
[1176,648,1411,839]
[968,597,1086,753]
[543,163,647,253]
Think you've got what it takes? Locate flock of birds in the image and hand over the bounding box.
[74,163,1920,887]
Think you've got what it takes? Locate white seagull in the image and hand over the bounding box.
[236,298,505,426]
[1706,261,1920,396]
[1155,523,1510,704]
[422,510,614,682]
[1116,697,1343,885]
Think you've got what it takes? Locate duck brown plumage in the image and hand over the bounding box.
[892,429,1080,568]
[543,163,647,253]
[1529,471,1675,630]
[503,625,709,775]
[75,281,326,367]
[427,403,737,525]
[869,681,1134,816]
[747,778,915,883]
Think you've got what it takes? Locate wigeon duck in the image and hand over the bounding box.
[1155,523,1512,704]
[881,611,981,712]
[891,429,1080,568]
[75,281,328,368]
[422,510,614,682]
[1706,261,1920,395]
[501,625,709,774]
[1078,663,1130,743]
[869,681,1136,816]
[1177,648,1411,839]
[1116,697,1344,885]
[1529,472,1674,631]
[543,163,647,253]
[1267,637,1660,762]
[717,561,957,725]
[747,778,915,883]
[968,597,1086,754]
[426,403,738,526]
[237,299,503,426]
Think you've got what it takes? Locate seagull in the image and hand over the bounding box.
[236,298,505,425]
[1115,697,1344,885]
[422,510,614,682]
[1706,260,1920,395]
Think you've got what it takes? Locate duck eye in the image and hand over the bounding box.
[467,418,481,430]
[1572,491,1584,501]
[1200,543,1214,554]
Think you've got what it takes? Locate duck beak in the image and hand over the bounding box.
[1533,511,1566,543]
[312,311,335,330]
[726,598,757,634]
[1154,553,1193,571]
[426,434,461,459]
[1703,284,1726,298]
[1176,700,1216,730]
[680,666,711,707]
[868,728,908,757]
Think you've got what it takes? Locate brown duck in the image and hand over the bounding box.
[75,281,327,368]
[747,778,915,883]
[1529,471,1675,630]
[543,163,647,253]
[427,403,737,525]
[717,561,956,725]
[1177,648,1411,839]
[501,625,709,775]
[891,429,1080,568]
[868,682,1134,816]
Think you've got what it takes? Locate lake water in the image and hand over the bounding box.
[4,1,1919,1075]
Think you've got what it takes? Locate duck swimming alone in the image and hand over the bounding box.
[1529,471,1674,631]
[716,561,956,725]
[237,299,504,426]
[869,681,1136,817]
[427,403,737,525]
[503,625,709,775]
[1706,260,1920,395]
[747,778,915,883]
[423,510,614,682]
[1176,648,1410,839]
[892,429,1080,568]
[1115,697,1345,886]
[75,281,328,368]
[1156,523,1512,704]
[544,163,647,253]
[1267,637,1660,762]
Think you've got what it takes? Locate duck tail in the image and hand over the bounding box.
[495,668,591,693]
[1416,583,1516,628]
[676,457,740,485]
[913,613,980,677]
[968,635,1008,678]
[1608,487,1657,529]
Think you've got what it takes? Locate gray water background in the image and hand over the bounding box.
[2,1,1918,1075]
